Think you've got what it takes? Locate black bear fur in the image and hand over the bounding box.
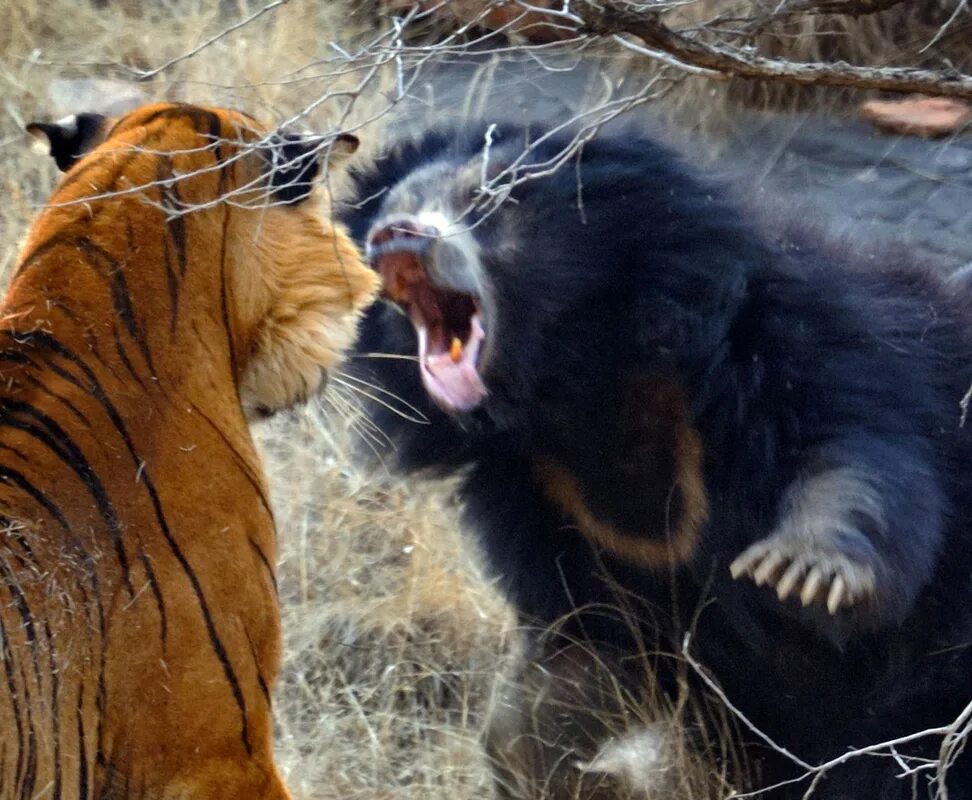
[341,121,972,799]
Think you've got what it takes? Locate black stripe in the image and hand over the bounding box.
[0,329,161,461]
[248,537,278,598]
[15,233,80,277]
[111,325,152,396]
[0,562,40,800]
[120,104,210,135]
[219,276,238,381]
[44,296,80,324]
[188,399,274,521]
[162,236,181,336]
[0,402,135,598]
[0,514,38,570]
[155,156,184,335]
[135,105,225,162]
[95,640,107,771]
[6,481,67,543]
[11,236,158,381]
[5,331,252,753]
[244,627,272,709]
[22,374,91,429]
[218,215,240,386]
[44,620,62,800]
[157,157,188,278]
[0,444,30,463]
[82,329,119,385]
[10,331,120,413]
[135,466,253,755]
[16,659,36,800]
[0,559,41,680]
[74,238,157,378]
[44,126,168,203]
[208,109,229,194]
[0,613,25,798]
[0,350,32,367]
[137,550,167,646]
[76,682,89,800]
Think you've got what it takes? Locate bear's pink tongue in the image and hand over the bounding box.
[417,315,487,413]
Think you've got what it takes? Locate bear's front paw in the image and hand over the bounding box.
[729,528,878,614]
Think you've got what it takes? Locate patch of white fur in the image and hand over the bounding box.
[576,725,675,798]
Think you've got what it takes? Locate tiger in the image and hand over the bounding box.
[0,102,377,799]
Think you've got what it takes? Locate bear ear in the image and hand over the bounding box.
[264,131,360,205]
[26,112,109,172]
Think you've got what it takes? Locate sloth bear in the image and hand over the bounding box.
[340,121,972,800]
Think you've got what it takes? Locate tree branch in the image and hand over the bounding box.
[782,0,911,15]
[578,2,972,100]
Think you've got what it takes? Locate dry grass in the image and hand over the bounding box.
[258,410,512,798]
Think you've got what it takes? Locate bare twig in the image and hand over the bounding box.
[780,0,910,15]
[683,633,972,798]
[577,1,972,100]
[133,0,292,81]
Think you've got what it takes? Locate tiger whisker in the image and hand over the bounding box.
[350,352,421,363]
[324,383,394,448]
[332,372,429,424]
[329,378,428,426]
[322,388,394,460]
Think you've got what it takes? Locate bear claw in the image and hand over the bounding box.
[730,535,877,614]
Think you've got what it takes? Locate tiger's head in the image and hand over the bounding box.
[22,102,377,416]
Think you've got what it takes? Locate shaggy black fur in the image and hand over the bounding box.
[341,121,972,800]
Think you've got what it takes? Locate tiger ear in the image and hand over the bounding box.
[264,131,360,205]
[331,133,359,160]
[27,112,109,172]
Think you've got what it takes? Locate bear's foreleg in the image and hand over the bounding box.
[729,437,943,631]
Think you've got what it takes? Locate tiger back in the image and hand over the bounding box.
[0,103,377,799]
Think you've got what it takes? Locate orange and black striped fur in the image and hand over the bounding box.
[0,103,376,799]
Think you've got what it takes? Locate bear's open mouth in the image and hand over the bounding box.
[368,232,488,414]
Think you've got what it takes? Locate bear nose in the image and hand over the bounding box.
[366,215,441,260]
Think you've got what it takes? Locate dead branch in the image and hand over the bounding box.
[780,0,910,15]
[683,633,972,798]
[576,2,972,100]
